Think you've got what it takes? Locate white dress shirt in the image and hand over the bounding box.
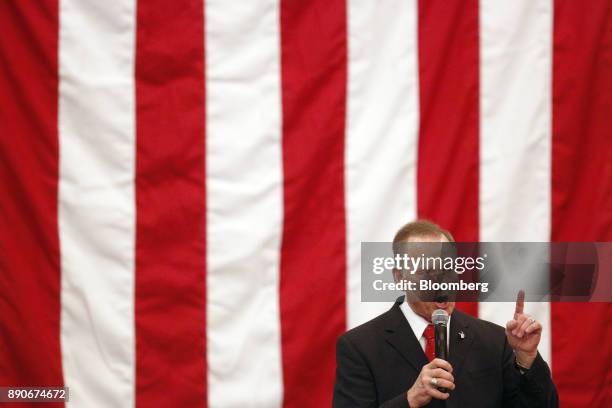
[399,300,451,352]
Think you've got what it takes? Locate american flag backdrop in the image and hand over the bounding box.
[0,0,610,407]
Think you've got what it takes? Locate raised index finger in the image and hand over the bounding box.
[514,290,525,319]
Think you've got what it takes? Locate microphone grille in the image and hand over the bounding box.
[432,309,449,326]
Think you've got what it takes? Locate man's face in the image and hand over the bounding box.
[394,233,456,321]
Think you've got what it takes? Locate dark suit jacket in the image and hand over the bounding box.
[333,298,558,407]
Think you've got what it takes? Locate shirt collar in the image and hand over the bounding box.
[399,300,451,340]
[399,300,429,340]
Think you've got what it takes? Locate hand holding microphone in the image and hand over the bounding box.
[406,358,454,407]
[407,309,453,407]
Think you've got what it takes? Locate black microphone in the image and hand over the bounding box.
[432,309,449,393]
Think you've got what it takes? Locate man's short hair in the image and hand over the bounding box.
[392,219,455,252]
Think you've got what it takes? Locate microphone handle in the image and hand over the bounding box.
[434,323,448,393]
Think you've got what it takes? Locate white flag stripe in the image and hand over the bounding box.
[205,1,284,406]
[58,0,136,406]
[478,0,553,364]
[345,0,420,328]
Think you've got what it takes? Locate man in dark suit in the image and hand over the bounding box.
[333,221,558,407]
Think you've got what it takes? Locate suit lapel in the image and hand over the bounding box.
[384,300,429,373]
[448,310,474,376]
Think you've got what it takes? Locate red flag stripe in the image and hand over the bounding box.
[135,1,207,406]
[0,1,64,402]
[416,0,479,316]
[551,1,612,406]
[279,0,348,406]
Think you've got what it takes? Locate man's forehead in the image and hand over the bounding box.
[404,233,449,243]
[395,234,454,260]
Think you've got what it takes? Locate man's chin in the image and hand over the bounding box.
[427,301,455,316]
[409,299,456,321]
[434,300,450,310]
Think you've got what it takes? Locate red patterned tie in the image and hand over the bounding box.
[423,324,436,361]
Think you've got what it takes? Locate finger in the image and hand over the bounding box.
[434,378,455,390]
[506,320,518,331]
[429,368,454,383]
[424,376,456,391]
[430,358,453,373]
[512,314,527,336]
[516,315,533,338]
[514,289,525,319]
[525,321,542,334]
[425,385,450,400]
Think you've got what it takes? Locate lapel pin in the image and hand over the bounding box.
[458,331,465,340]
